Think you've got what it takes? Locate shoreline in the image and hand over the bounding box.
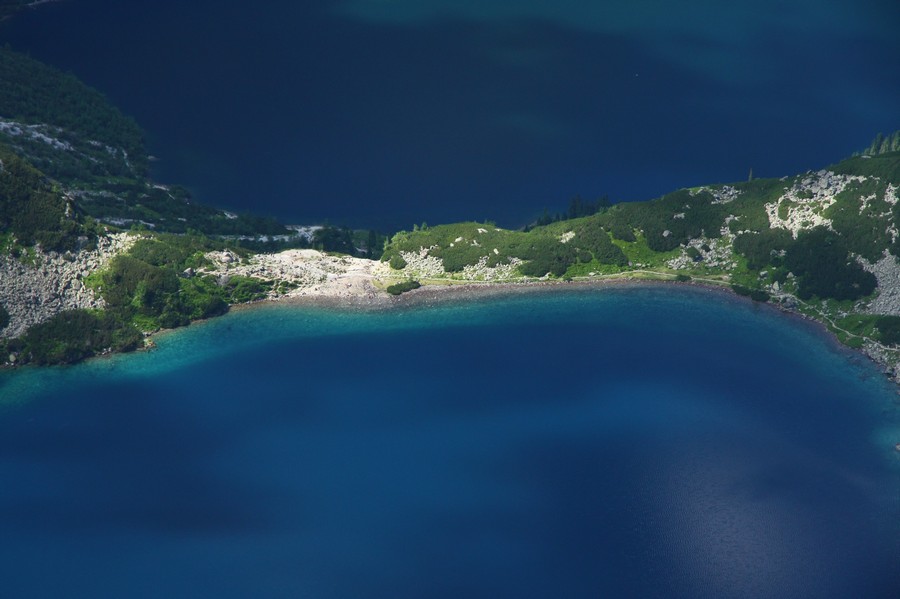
[5,274,898,457]
[221,275,900,389]
[7,268,899,399]
[233,276,710,312]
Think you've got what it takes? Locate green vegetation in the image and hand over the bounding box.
[731,284,770,302]
[830,150,900,181]
[527,195,611,229]
[220,276,271,304]
[305,226,354,255]
[874,315,900,345]
[0,45,395,250]
[572,222,628,267]
[0,48,396,366]
[0,46,298,237]
[0,144,88,251]
[830,313,879,349]
[2,41,897,368]
[732,229,792,270]
[383,220,631,278]
[380,148,898,311]
[514,237,577,277]
[386,280,421,295]
[0,302,8,331]
[857,131,900,157]
[594,189,727,252]
[783,228,876,301]
[126,235,228,269]
[3,231,275,366]
[0,45,146,178]
[608,219,636,242]
[826,178,893,261]
[1,309,142,365]
[96,234,269,331]
[77,181,292,237]
[4,140,899,367]
[389,254,408,270]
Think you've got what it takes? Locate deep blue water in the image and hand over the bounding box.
[1,1,897,229]
[0,286,898,598]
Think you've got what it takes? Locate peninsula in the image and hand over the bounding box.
[1,46,900,381]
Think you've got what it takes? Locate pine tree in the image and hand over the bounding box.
[868,132,884,155]
[861,131,899,156]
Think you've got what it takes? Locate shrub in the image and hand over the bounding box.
[99,251,253,330]
[784,228,876,300]
[386,280,421,295]
[574,224,628,266]
[440,244,488,272]
[875,315,900,345]
[6,309,142,365]
[102,255,180,313]
[389,255,407,270]
[222,276,271,303]
[609,220,636,242]
[733,229,793,270]
[0,147,83,251]
[518,243,576,277]
[731,284,770,302]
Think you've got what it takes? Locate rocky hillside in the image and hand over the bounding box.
[381,144,900,376]
[0,233,132,339]
[0,45,386,365]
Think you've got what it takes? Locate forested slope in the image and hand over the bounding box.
[0,46,291,235]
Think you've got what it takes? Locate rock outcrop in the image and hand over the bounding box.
[0,233,133,338]
[764,170,867,237]
[202,248,390,300]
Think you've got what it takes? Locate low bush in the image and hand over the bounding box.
[4,309,142,365]
[875,315,900,345]
[731,284,770,302]
[389,255,407,270]
[784,228,876,300]
[386,280,421,295]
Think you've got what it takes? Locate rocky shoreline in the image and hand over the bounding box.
[4,237,900,394]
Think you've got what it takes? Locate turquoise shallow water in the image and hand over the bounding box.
[0,285,898,598]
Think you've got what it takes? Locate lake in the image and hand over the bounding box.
[1,0,895,229]
[1,285,898,598]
